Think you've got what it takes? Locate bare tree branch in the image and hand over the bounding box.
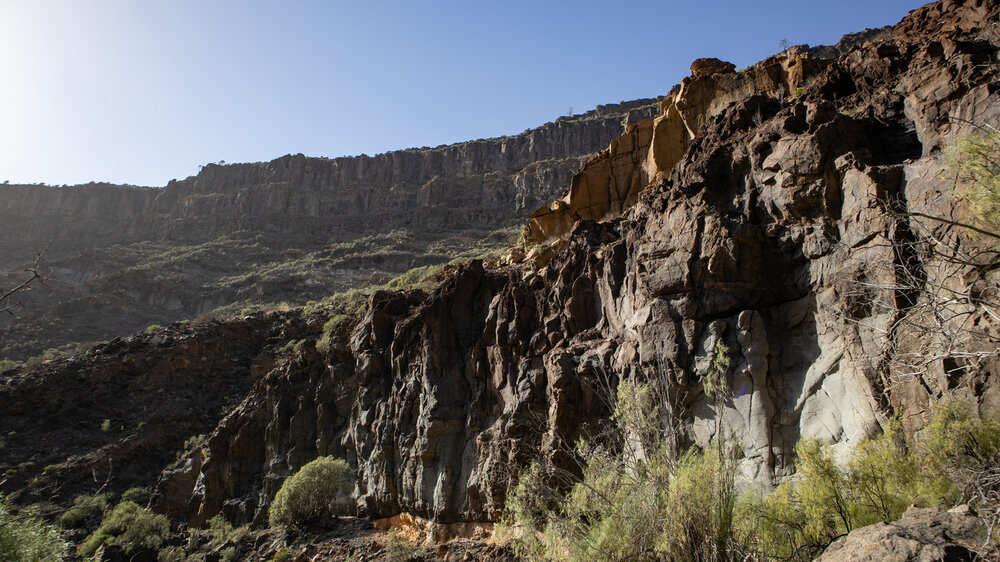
[0,248,46,318]
[842,200,1000,396]
[888,208,1000,241]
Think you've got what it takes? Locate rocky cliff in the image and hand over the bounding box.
[1,0,999,558]
[152,0,1000,528]
[0,99,659,361]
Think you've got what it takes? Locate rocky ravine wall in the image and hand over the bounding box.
[147,0,1000,530]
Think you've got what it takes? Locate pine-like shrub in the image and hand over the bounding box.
[268,456,353,529]
[78,500,170,557]
[58,492,111,528]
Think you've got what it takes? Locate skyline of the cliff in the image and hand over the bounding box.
[1,0,925,188]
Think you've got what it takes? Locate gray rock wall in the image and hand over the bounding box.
[154,0,1000,528]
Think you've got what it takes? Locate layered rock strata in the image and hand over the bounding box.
[0,100,660,360]
[0,101,660,263]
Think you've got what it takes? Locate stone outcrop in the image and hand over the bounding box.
[523,0,996,247]
[525,51,824,243]
[525,119,656,241]
[817,506,990,561]
[0,312,308,504]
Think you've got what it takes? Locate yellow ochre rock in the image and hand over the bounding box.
[524,53,819,245]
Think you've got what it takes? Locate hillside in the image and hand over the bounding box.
[2,0,1000,559]
[0,99,659,362]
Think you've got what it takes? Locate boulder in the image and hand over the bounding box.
[818,507,989,561]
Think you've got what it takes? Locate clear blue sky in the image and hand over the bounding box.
[1,0,928,187]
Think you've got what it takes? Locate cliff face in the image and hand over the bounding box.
[0,100,659,360]
[153,0,997,527]
[0,103,658,258]
[1,0,998,554]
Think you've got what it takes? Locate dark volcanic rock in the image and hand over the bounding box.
[0,313,308,504]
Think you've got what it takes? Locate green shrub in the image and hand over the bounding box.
[268,456,354,529]
[503,378,1000,560]
[0,495,66,561]
[303,300,329,317]
[207,512,247,545]
[186,527,203,550]
[277,339,303,355]
[702,340,731,400]
[501,381,744,561]
[177,433,207,462]
[743,439,852,560]
[315,316,341,352]
[921,400,1000,542]
[496,462,553,558]
[658,443,741,560]
[157,545,189,561]
[58,492,111,528]
[208,513,233,539]
[948,130,1000,230]
[321,287,372,316]
[121,486,151,506]
[922,399,1000,470]
[741,401,1000,559]
[846,419,922,522]
[385,263,445,291]
[742,432,928,560]
[78,500,171,557]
